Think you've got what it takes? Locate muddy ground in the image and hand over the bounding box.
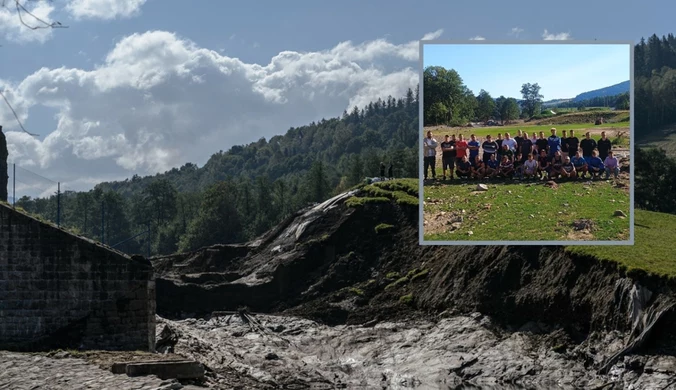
[156,312,676,389]
[146,185,676,389]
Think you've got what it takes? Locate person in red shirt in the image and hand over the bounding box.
[455,134,469,166]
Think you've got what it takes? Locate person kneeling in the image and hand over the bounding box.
[560,156,576,180]
[549,151,564,180]
[471,156,486,180]
[513,153,524,180]
[588,150,605,180]
[537,150,550,180]
[498,156,514,178]
[455,156,472,179]
[604,151,620,179]
[571,150,588,179]
[485,154,500,179]
[523,153,538,179]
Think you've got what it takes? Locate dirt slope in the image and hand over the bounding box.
[151,181,676,355]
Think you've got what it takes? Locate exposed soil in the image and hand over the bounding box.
[150,187,676,388]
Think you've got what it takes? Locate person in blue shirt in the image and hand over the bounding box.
[547,128,561,158]
[486,153,500,178]
[588,150,605,180]
[570,150,589,179]
[468,134,480,165]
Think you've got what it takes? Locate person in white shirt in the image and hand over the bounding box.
[502,132,517,152]
[523,153,538,179]
[423,131,439,180]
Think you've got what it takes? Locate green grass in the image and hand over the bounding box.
[423,180,630,241]
[399,294,414,305]
[347,287,364,296]
[424,121,630,139]
[345,196,390,208]
[568,210,676,278]
[375,223,395,234]
[349,179,419,207]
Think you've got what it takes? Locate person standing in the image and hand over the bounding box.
[514,130,524,155]
[495,133,504,151]
[468,134,481,167]
[547,128,561,158]
[423,131,438,180]
[519,132,533,162]
[597,131,612,161]
[561,130,569,158]
[455,134,469,167]
[567,130,580,157]
[481,135,498,164]
[536,132,548,157]
[580,132,597,164]
[502,133,517,152]
[440,135,456,181]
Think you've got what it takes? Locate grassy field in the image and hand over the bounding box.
[361,179,676,278]
[637,125,676,158]
[569,209,676,278]
[422,179,630,242]
[424,122,630,139]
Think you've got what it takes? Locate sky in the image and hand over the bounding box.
[0,0,674,198]
[424,44,630,100]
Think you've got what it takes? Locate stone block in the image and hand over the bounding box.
[125,360,205,380]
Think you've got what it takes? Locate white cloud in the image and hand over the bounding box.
[0,0,56,44]
[1,30,440,192]
[542,29,571,40]
[66,0,147,20]
[470,36,486,40]
[510,27,524,37]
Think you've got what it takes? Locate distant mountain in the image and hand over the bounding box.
[541,98,573,108]
[572,81,630,102]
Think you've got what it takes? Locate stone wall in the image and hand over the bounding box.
[0,203,156,351]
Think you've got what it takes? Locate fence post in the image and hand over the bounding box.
[101,201,105,245]
[12,163,15,208]
[56,182,61,227]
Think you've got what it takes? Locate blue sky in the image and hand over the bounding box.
[423,43,631,100]
[0,0,674,197]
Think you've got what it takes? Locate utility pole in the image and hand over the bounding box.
[101,201,105,244]
[56,182,61,227]
[12,163,15,208]
[146,222,151,258]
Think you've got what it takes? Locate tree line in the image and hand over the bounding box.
[635,33,676,139]
[423,66,562,126]
[15,90,420,256]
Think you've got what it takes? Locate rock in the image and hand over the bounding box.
[125,360,205,380]
[265,352,280,360]
[545,181,558,189]
[614,210,627,217]
[449,222,463,231]
[467,231,473,236]
[476,184,489,191]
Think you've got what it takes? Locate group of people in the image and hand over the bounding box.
[423,128,623,182]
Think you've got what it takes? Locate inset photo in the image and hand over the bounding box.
[419,41,634,245]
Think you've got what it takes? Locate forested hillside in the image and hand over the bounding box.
[15,89,419,256]
[573,80,630,102]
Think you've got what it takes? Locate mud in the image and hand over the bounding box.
[157,313,676,389]
[150,187,676,389]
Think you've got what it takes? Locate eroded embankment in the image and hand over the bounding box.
[151,182,676,367]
